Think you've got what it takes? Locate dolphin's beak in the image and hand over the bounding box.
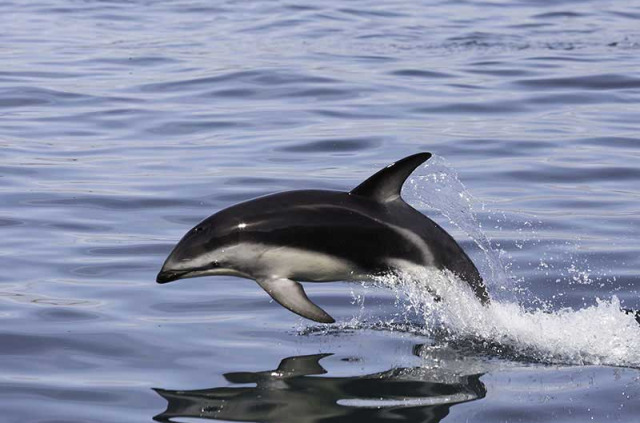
[156,268,188,284]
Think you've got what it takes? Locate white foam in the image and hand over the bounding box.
[373,269,640,367]
[381,156,640,367]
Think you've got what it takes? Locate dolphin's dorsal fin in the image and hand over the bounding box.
[350,152,432,203]
[257,278,335,324]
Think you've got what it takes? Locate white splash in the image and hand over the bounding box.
[376,155,640,368]
[373,269,640,367]
[403,155,519,301]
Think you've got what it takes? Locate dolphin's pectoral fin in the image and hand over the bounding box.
[257,278,335,324]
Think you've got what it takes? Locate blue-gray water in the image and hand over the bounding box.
[2,1,640,422]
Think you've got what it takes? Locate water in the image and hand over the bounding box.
[2,1,640,422]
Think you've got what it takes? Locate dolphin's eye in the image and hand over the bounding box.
[194,226,204,233]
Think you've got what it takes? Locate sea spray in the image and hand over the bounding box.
[404,155,519,301]
[406,158,640,366]
[371,269,640,367]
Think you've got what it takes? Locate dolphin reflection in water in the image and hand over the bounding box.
[153,345,487,423]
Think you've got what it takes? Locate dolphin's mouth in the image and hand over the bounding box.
[156,269,190,284]
[156,263,220,284]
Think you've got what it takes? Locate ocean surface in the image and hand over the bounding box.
[2,1,640,422]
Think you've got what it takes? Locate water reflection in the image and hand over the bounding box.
[153,345,486,423]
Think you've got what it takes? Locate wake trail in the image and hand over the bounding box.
[374,269,640,368]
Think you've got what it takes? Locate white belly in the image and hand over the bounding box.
[209,243,363,282]
[211,242,428,283]
[257,246,364,282]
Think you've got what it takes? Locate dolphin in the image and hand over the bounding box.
[157,152,489,323]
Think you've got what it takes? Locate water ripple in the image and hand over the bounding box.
[1,0,640,422]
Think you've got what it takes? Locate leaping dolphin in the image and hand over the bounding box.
[157,153,489,323]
